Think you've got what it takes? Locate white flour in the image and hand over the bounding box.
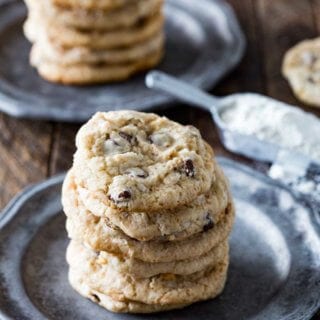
[220,95,320,163]
[269,160,320,201]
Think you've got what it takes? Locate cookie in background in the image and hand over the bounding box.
[282,38,320,108]
[23,0,165,84]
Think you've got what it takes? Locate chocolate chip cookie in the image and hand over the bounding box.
[73,111,216,212]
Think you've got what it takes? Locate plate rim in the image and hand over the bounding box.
[0,158,319,320]
[0,0,246,122]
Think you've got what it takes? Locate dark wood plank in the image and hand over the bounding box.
[0,115,52,209]
[49,123,80,175]
[157,105,194,125]
[256,0,317,105]
[310,0,320,33]
[215,0,266,96]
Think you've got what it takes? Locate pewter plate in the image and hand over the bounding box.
[0,158,320,320]
[0,0,245,122]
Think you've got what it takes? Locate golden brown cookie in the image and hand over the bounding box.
[67,240,229,306]
[69,272,190,313]
[33,31,164,65]
[25,0,163,30]
[62,166,230,242]
[68,240,229,279]
[51,0,133,10]
[72,111,216,212]
[30,45,163,84]
[65,197,234,263]
[282,38,320,108]
[24,11,164,49]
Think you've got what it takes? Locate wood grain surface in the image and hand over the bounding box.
[0,1,319,317]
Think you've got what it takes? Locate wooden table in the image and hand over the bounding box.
[0,0,319,318]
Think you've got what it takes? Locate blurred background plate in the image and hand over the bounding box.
[0,158,319,320]
[0,0,245,122]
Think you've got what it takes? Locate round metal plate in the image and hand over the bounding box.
[0,0,245,122]
[0,158,319,320]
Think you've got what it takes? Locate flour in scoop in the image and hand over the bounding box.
[220,95,320,163]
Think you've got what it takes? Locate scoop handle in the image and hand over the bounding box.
[145,71,219,111]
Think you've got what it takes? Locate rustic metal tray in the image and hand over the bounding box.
[0,158,319,320]
[0,0,245,122]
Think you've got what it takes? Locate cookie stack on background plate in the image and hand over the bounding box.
[282,38,320,108]
[62,111,235,313]
[23,0,164,84]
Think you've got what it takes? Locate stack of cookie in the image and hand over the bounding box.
[23,0,164,84]
[282,38,320,108]
[62,111,235,313]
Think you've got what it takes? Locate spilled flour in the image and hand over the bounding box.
[220,95,320,163]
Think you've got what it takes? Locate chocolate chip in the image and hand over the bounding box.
[136,16,147,27]
[108,190,131,203]
[307,76,316,84]
[111,139,120,146]
[105,218,114,229]
[184,159,195,177]
[90,294,100,303]
[119,131,135,144]
[118,190,131,200]
[137,173,147,178]
[203,214,214,232]
[93,250,100,257]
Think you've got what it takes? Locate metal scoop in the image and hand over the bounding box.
[145,71,320,201]
[146,70,293,162]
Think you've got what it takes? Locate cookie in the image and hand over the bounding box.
[25,0,163,30]
[72,111,216,212]
[69,271,189,313]
[67,241,229,306]
[24,11,164,49]
[68,240,229,279]
[33,31,164,65]
[63,166,230,241]
[64,194,234,262]
[282,38,320,108]
[51,0,132,10]
[30,45,163,84]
